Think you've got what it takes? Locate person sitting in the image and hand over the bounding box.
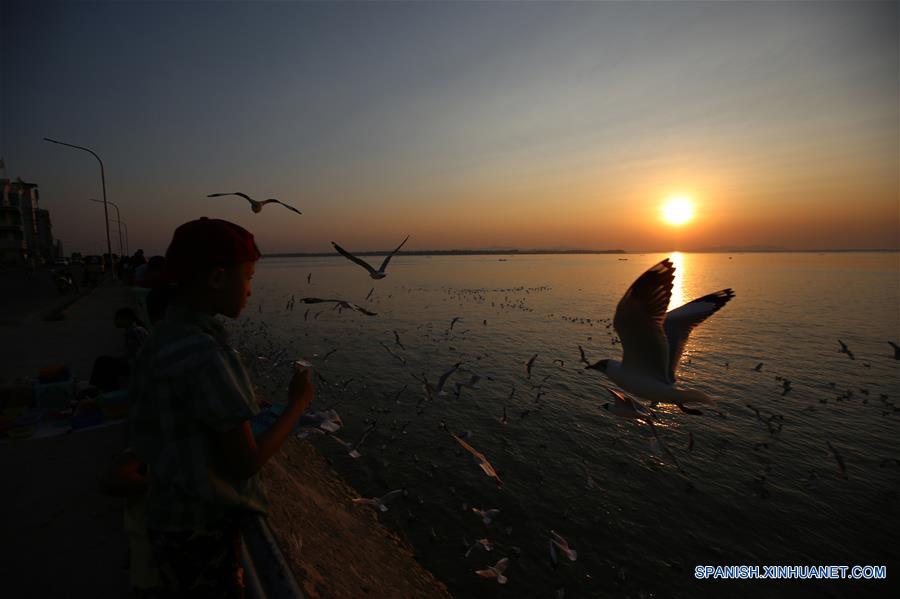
[88,308,149,392]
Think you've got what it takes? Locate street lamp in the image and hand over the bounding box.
[44,137,113,276]
[89,198,123,256]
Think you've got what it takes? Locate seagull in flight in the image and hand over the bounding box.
[585,259,734,413]
[452,433,502,486]
[890,341,900,360]
[524,353,538,379]
[298,297,377,316]
[838,340,855,360]
[475,557,509,584]
[548,530,578,567]
[207,192,301,215]
[332,235,409,279]
[352,489,406,512]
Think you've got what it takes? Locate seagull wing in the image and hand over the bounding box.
[267,199,302,215]
[351,422,376,451]
[345,301,378,316]
[379,489,405,504]
[606,386,651,417]
[452,433,486,462]
[663,289,735,382]
[493,558,509,574]
[299,297,340,305]
[613,259,674,382]
[208,192,253,202]
[437,362,461,393]
[377,234,410,273]
[332,242,378,276]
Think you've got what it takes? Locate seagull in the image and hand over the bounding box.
[307,272,312,284]
[453,434,502,485]
[449,316,461,331]
[352,489,406,512]
[549,530,578,567]
[332,235,409,279]
[524,353,538,379]
[578,345,590,366]
[465,538,494,557]
[837,340,855,360]
[472,507,500,525]
[379,342,406,366]
[475,557,509,584]
[298,297,377,316]
[207,192,301,215]
[436,362,462,396]
[393,330,405,350]
[585,259,734,412]
[455,374,483,396]
[826,441,848,479]
[889,341,900,360]
[753,362,764,372]
[330,421,376,458]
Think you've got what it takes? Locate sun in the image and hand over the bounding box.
[661,195,694,226]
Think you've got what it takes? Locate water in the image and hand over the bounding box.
[232,252,899,598]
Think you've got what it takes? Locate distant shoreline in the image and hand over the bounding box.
[262,248,898,258]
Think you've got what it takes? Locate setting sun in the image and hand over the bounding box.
[661,195,695,226]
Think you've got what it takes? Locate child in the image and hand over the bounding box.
[129,217,314,597]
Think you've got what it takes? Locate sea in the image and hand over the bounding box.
[229,251,899,598]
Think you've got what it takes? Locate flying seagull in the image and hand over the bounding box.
[475,557,509,584]
[585,259,734,412]
[472,507,500,525]
[352,489,406,512]
[207,192,301,215]
[452,433,503,486]
[826,440,848,479]
[578,345,590,366]
[330,421,376,458]
[524,353,538,379]
[465,538,494,558]
[298,297,377,316]
[436,362,462,396]
[549,530,578,566]
[332,235,409,279]
[838,340,855,360]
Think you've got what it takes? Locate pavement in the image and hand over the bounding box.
[0,278,135,598]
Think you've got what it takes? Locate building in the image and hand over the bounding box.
[0,177,59,266]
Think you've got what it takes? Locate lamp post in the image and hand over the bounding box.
[44,137,114,276]
[89,198,123,256]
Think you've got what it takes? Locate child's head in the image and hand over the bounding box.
[114,307,142,328]
[164,217,261,318]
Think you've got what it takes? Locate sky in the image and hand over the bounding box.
[1,0,897,255]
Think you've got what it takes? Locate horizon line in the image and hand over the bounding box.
[260,247,900,258]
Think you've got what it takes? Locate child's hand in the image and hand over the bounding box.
[287,368,314,411]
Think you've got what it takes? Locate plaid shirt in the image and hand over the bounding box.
[129,305,267,532]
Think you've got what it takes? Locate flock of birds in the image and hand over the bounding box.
[214,191,899,595]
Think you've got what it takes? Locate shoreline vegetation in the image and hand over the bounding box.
[263,248,897,258]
